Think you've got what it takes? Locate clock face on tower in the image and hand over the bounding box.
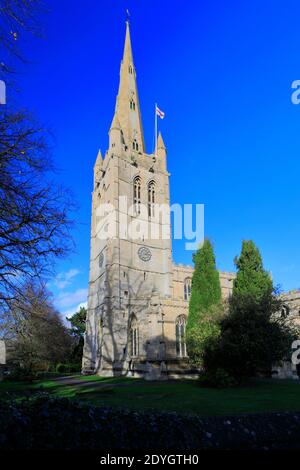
[138,246,152,262]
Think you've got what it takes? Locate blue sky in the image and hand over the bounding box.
[12,0,300,318]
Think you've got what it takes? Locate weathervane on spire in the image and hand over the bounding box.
[126,9,130,23]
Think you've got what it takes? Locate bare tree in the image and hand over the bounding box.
[0,0,43,68]
[0,2,75,317]
[0,110,75,314]
[6,280,74,372]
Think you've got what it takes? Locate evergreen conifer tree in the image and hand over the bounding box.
[186,239,222,365]
[203,240,298,384]
[233,240,273,302]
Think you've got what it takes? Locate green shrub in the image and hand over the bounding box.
[55,363,65,373]
[35,371,62,380]
[199,368,238,389]
[55,363,81,374]
[186,310,221,366]
[6,365,37,383]
[202,292,299,382]
[69,363,81,373]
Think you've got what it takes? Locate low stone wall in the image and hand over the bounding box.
[0,340,6,381]
[272,361,299,380]
[1,396,300,450]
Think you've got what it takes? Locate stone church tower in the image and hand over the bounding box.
[82,22,235,379]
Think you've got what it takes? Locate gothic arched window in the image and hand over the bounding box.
[133,176,141,214]
[129,65,133,74]
[148,180,155,218]
[121,130,125,145]
[130,100,136,111]
[184,278,192,301]
[129,314,138,357]
[176,315,187,358]
[281,305,290,319]
[133,140,138,151]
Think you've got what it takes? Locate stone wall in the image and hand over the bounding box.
[0,340,6,382]
[271,290,300,379]
[0,340,5,366]
[172,263,235,301]
[282,290,300,321]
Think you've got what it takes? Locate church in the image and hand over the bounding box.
[82,22,300,380]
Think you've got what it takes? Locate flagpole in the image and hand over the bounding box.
[155,102,157,158]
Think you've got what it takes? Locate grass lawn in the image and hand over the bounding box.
[1,375,300,416]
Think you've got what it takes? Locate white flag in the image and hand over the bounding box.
[156,105,165,119]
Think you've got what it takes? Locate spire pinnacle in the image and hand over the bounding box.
[157,131,166,150]
[156,132,166,169]
[109,21,145,153]
[94,149,102,168]
[123,19,133,65]
[110,112,121,131]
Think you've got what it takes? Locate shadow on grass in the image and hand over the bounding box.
[1,376,300,417]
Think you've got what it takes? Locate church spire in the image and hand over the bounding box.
[123,19,133,66]
[110,21,145,153]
